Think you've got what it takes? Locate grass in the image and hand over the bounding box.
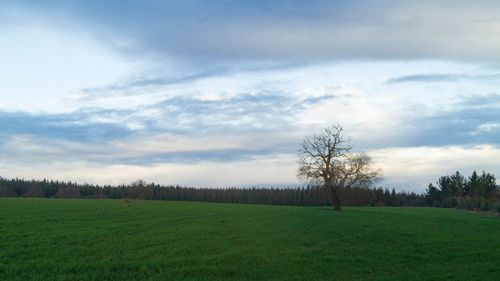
[0,198,499,280]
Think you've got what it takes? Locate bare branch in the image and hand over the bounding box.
[297,125,382,210]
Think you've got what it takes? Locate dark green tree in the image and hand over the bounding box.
[425,183,442,206]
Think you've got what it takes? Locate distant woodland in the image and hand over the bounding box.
[0,177,425,207]
[0,170,498,212]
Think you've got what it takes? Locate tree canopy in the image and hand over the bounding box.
[298,125,381,210]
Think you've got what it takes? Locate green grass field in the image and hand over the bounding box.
[0,198,499,280]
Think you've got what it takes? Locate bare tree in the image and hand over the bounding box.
[298,125,381,210]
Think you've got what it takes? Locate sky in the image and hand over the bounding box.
[1,0,500,192]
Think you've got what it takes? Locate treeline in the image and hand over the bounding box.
[0,177,425,207]
[426,171,500,212]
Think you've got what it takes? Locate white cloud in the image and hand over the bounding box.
[3,139,500,192]
[0,22,142,113]
[370,145,500,191]
[472,123,500,135]
[2,59,500,189]
[0,154,299,187]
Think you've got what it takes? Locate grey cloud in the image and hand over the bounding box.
[387,73,500,84]
[4,88,500,165]
[82,68,230,95]
[0,91,336,164]
[7,1,500,64]
[352,94,500,149]
[387,74,460,84]
[300,94,336,106]
[0,135,291,166]
[81,63,301,96]
[1,91,336,141]
[405,94,500,147]
[143,92,336,134]
[0,110,133,143]
[455,93,500,108]
[119,148,282,165]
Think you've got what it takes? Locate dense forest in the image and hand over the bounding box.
[425,171,500,212]
[1,171,498,212]
[0,177,424,207]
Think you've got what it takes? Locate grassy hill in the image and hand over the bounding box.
[0,198,499,280]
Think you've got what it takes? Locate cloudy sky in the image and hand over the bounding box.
[1,0,500,191]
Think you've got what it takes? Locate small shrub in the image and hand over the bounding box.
[479,198,492,211]
[471,197,481,210]
[494,202,500,213]
[443,197,457,208]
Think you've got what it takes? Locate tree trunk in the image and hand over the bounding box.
[331,190,341,211]
[332,195,341,211]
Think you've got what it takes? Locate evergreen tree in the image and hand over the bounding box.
[466,171,480,196]
[425,183,442,206]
